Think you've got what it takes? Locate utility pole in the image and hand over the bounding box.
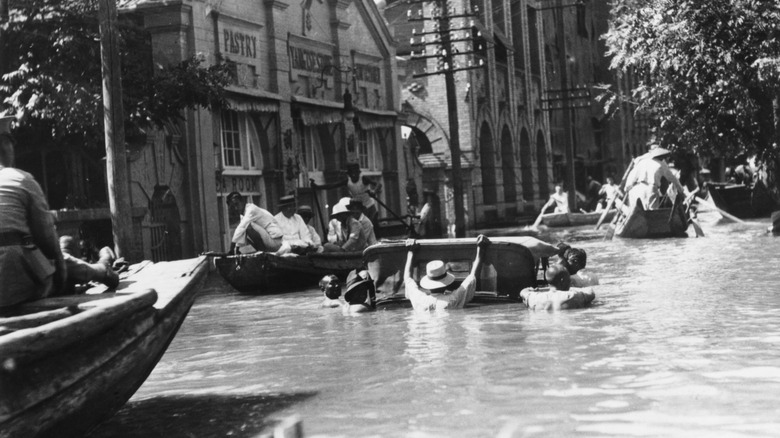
[98,0,133,259]
[539,0,590,212]
[408,0,483,237]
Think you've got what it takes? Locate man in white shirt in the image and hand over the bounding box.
[274,195,315,254]
[228,192,283,254]
[624,147,685,210]
[540,183,570,214]
[347,198,377,247]
[403,235,490,311]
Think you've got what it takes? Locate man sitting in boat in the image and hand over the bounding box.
[520,264,596,311]
[0,115,67,306]
[343,269,377,314]
[403,235,490,311]
[59,235,119,292]
[597,176,618,212]
[227,191,284,255]
[539,183,570,214]
[346,199,377,247]
[323,200,366,253]
[312,162,382,231]
[624,147,685,211]
[297,205,324,253]
[319,274,342,308]
[274,195,317,255]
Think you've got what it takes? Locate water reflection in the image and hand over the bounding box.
[90,213,780,437]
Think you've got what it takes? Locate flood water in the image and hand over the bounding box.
[89,211,780,438]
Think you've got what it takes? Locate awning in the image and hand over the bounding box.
[225,96,279,113]
[356,108,398,130]
[292,95,349,126]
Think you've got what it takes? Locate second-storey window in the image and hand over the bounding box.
[220,111,260,170]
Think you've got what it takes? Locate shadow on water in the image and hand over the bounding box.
[87,392,316,438]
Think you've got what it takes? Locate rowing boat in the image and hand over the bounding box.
[214,250,365,293]
[613,200,689,238]
[540,210,616,227]
[707,182,778,219]
[364,237,537,301]
[0,256,209,438]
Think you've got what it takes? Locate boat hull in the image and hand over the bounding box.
[364,237,537,301]
[0,257,209,438]
[614,202,689,238]
[708,183,778,219]
[542,210,616,227]
[214,251,365,293]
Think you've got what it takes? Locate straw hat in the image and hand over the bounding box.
[646,147,671,160]
[419,260,455,290]
[278,194,296,206]
[297,205,313,215]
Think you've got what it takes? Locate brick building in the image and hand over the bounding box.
[111,0,405,257]
[381,0,648,232]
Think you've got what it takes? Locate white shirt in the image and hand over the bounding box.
[405,274,477,311]
[274,212,313,247]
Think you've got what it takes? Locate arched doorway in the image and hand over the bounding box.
[520,128,534,201]
[479,122,497,205]
[500,126,516,203]
[536,130,550,200]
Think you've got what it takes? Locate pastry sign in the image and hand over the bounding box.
[223,28,258,59]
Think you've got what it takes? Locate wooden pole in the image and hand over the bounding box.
[440,1,466,237]
[557,0,577,213]
[98,0,133,259]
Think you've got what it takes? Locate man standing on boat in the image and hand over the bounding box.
[403,235,490,311]
[274,194,316,255]
[311,162,382,231]
[227,192,284,254]
[0,115,67,306]
[624,147,685,210]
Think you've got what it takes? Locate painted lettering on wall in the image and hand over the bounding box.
[289,46,333,74]
[216,175,260,194]
[354,63,381,84]
[223,29,258,58]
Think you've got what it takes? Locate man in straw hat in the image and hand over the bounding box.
[402,234,491,311]
[322,198,366,252]
[274,194,316,255]
[624,145,686,210]
[0,114,68,306]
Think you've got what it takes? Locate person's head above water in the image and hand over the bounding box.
[320,275,342,300]
[344,269,376,310]
[545,264,571,291]
[419,260,455,293]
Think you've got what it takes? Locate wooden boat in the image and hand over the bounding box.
[214,250,365,293]
[0,256,209,438]
[614,200,689,238]
[364,237,538,302]
[540,210,616,227]
[707,182,777,219]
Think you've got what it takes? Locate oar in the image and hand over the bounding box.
[693,196,746,224]
[201,250,229,257]
[595,196,617,229]
[531,206,549,228]
[367,191,419,237]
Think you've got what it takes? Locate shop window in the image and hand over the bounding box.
[299,122,324,172]
[357,130,382,172]
[220,111,262,170]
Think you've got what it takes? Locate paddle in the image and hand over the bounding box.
[693,196,746,224]
[531,207,548,228]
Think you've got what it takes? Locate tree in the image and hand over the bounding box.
[603,0,780,200]
[0,0,231,148]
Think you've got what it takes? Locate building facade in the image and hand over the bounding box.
[383,0,646,232]
[118,0,405,257]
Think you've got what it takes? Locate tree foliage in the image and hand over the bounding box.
[603,0,780,168]
[0,0,231,148]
